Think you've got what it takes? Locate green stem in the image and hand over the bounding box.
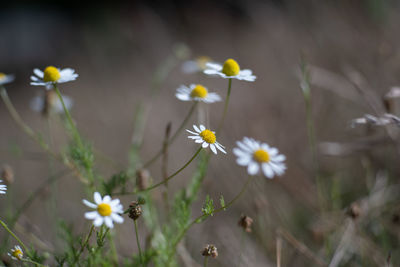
[53,85,83,149]
[170,175,253,257]
[217,78,232,135]
[134,220,143,266]
[74,225,95,264]
[21,257,47,267]
[203,256,209,267]
[0,219,28,252]
[117,147,202,195]
[142,102,198,168]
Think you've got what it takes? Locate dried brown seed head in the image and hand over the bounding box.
[201,244,218,258]
[238,215,254,233]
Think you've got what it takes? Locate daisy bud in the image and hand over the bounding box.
[1,165,14,185]
[128,201,142,221]
[238,215,254,233]
[201,244,218,258]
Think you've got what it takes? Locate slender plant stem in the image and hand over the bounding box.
[142,102,198,168]
[217,78,232,134]
[0,86,89,184]
[53,85,83,149]
[116,147,202,195]
[170,175,254,256]
[134,220,143,266]
[203,256,209,267]
[21,257,47,267]
[74,225,95,264]
[0,219,28,252]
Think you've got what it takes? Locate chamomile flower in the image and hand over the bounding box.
[204,58,256,82]
[233,137,286,178]
[30,90,73,115]
[83,192,124,228]
[0,180,6,194]
[8,245,23,260]
[176,84,221,103]
[0,73,15,85]
[182,56,212,74]
[186,125,226,154]
[30,66,78,89]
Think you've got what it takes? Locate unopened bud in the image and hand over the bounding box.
[128,201,142,220]
[238,215,254,233]
[346,203,361,219]
[201,244,218,258]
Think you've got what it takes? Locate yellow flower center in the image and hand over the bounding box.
[222,59,240,76]
[0,73,5,80]
[12,249,23,260]
[253,149,270,163]
[43,66,61,82]
[196,56,211,69]
[190,85,208,98]
[199,129,216,144]
[97,203,112,217]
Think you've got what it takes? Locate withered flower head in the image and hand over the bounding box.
[201,244,218,258]
[128,201,142,221]
[238,215,254,233]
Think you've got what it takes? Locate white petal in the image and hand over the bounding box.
[111,213,124,224]
[215,143,226,154]
[94,192,102,204]
[186,129,198,135]
[202,142,209,148]
[104,217,114,228]
[205,62,222,71]
[93,217,104,227]
[210,144,217,154]
[236,155,251,166]
[176,93,190,101]
[85,211,99,220]
[83,199,97,209]
[273,154,286,162]
[199,125,206,131]
[262,164,274,179]
[193,125,201,133]
[247,162,259,175]
[33,68,44,78]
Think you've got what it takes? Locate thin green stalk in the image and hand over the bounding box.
[53,84,83,149]
[21,257,47,267]
[170,175,253,258]
[203,256,209,267]
[134,220,143,266]
[117,147,202,195]
[143,102,198,168]
[0,219,28,252]
[74,225,95,264]
[217,78,232,134]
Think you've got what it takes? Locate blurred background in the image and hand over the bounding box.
[2,0,400,266]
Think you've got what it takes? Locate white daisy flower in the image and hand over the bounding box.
[203,58,256,82]
[233,137,286,178]
[182,56,212,74]
[83,192,124,228]
[0,73,15,85]
[0,180,7,194]
[8,245,23,260]
[186,124,226,154]
[30,90,73,115]
[30,66,78,89]
[176,84,222,103]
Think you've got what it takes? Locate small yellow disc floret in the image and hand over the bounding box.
[199,129,216,144]
[12,249,23,260]
[190,85,208,99]
[222,59,240,76]
[0,73,6,80]
[97,203,112,217]
[253,149,270,163]
[43,66,61,82]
